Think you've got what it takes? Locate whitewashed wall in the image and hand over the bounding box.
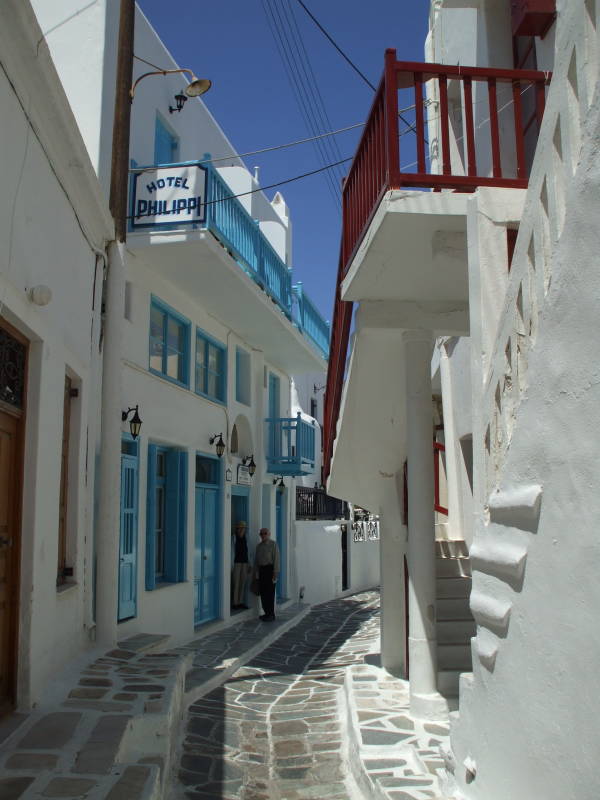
[0,0,113,706]
[293,521,379,607]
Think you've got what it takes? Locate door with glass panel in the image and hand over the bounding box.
[118,438,138,621]
[194,455,220,625]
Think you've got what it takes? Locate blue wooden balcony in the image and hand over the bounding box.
[265,413,316,476]
[292,282,330,360]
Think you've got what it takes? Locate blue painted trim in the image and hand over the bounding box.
[231,484,250,497]
[194,450,223,625]
[149,296,191,389]
[195,327,227,404]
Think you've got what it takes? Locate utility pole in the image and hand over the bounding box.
[96,0,134,644]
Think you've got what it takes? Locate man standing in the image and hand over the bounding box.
[232,521,250,610]
[254,527,280,621]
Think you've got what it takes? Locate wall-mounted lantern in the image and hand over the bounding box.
[169,92,187,114]
[272,476,285,493]
[210,432,226,458]
[122,405,142,439]
[242,455,256,477]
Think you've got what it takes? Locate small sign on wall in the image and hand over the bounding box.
[237,464,251,486]
[131,163,207,229]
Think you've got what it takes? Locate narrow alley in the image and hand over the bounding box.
[172,591,448,800]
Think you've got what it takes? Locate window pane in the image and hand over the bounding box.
[207,344,219,372]
[155,486,165,577]
[156,453,166,477]
[168,317,184,351]
[150,338,163,372]
[196,456,217,484]
[207,372,218,398]
[166,350,182,380]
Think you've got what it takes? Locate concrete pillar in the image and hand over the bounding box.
[379,478,406,676]
[404,331,445,719]
[439,340,462,541]
[95,240,125,646]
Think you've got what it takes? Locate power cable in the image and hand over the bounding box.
[292,0,419,137]
[262,0,342,208]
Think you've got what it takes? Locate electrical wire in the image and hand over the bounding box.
[262,0,342,209]
[292,0,419,137]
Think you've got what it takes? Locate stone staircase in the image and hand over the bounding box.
[435,540,474,698]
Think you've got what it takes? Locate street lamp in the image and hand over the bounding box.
[129,68,211,101]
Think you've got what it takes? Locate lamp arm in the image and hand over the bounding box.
[130,68,194,99]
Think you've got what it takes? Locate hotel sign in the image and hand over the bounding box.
[131,163,207,229]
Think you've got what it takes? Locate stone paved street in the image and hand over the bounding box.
[171,590,450,800]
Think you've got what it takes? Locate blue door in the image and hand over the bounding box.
[194,455,221,625]
[275,489,286,601]
[119,445,138,621]
[268,373,281,458]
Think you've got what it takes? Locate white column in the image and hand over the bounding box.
[439,340,462,541]
[379,477,406,676]
[95,240,125,646]
[404,331,445,719]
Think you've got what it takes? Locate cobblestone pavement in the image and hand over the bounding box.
[172,590,450,800]
[0,606,309,800]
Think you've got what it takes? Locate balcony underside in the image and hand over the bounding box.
[266,458,314,477]
[341,191,470,314]
[129,229,326,373]
[327,324,408,511]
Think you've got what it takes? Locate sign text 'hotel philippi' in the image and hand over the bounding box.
[131,163,207,229]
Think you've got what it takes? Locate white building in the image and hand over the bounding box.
[9,0,377,717]
[325,0,600,796]
[0,0,113,709]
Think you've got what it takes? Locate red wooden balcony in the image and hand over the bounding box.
[341,49,550,276]
[324,51,551,483]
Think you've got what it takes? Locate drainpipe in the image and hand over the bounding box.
[404,331,445,719]
[95,0,134,644]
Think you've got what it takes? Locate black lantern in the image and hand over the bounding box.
[122,405,142,439]
[243,455,256,477]
[210,433,226,458]
[169,91,188,114]
[272,476,285,493]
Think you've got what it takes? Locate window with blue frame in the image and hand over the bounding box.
[154,115,179,165]
[149,298,190,386]
[146,444,187,589]
[196,330,226,403]
[235,346,251,405]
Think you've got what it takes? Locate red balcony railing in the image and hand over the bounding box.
[341,49,551,275]
[324,51,551,483]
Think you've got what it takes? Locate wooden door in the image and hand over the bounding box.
[0,409,19,710]
[0,322,26,713]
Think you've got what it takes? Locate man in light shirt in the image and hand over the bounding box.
[254,528,280,621]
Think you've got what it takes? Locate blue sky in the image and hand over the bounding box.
[137,0,429,323]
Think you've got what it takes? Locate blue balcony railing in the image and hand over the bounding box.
[130,159,330,359]
[292,282,330,360]
[205,165,293,318]
[265,412,315,476]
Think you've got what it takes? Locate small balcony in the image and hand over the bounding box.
[296,486,348,520]
[341,49,551,274]
[265,413,316,477]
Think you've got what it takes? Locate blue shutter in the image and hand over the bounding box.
[145,444,158,590]
[165,449,188,582]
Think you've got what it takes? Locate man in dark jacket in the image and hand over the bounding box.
[253,528,280,621]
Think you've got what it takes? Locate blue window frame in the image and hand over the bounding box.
[154,115,179,165]
[195,329,226,403]
[146,444,188,590]
[235,346,251,405]
[149,297,190,387]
